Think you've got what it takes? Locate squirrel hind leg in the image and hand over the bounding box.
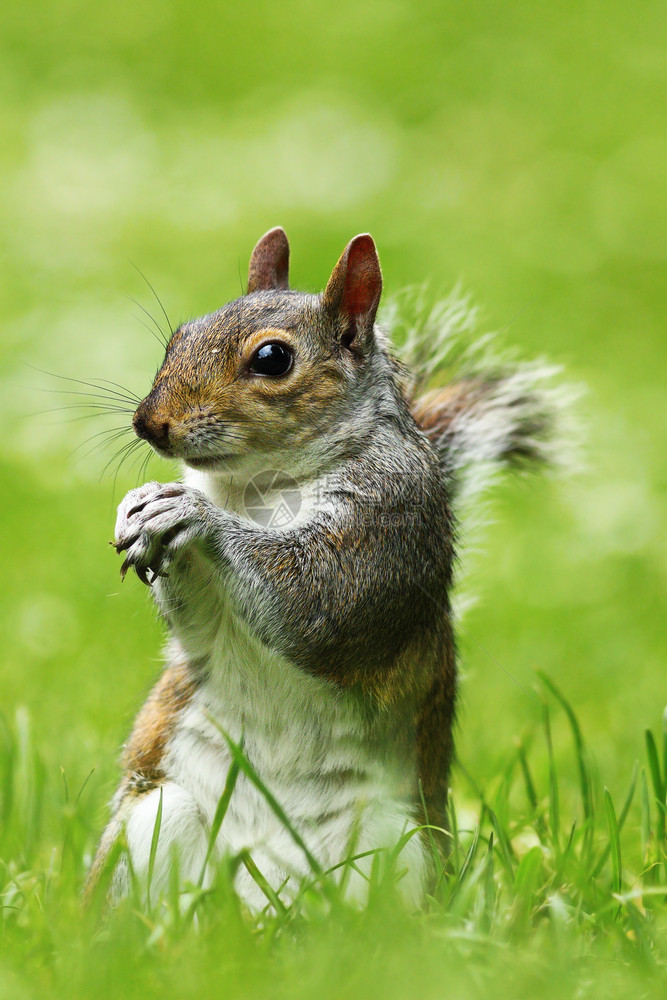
[85,782,210,908]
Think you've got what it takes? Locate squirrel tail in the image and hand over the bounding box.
[412,365,574,502]
[384,286,580,505]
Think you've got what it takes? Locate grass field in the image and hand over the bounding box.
[1,1,666,996]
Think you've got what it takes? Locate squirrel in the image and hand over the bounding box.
[87,227,568,910]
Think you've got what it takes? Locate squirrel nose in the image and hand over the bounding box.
[133,407,171,451]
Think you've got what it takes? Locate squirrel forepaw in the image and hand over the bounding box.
[114,482,214,585]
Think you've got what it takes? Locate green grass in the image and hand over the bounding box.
[1,681,667,999]
[1,0,666,996]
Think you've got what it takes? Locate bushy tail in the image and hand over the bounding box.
[412,365,572,502]
[382,286,578,506]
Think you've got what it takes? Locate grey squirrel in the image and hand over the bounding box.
[87,228,568,909]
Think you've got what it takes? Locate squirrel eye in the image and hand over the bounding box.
[249,342,293,377]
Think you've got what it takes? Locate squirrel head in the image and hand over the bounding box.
[132,227,391,477]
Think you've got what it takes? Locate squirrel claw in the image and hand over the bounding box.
[119,557,155,587]
[135,565,153,588]
[148,561,168,580]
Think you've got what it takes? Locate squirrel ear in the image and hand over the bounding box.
[322,234,382,352]
[247,227,290,293]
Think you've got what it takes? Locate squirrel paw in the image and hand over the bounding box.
[114,482,213,585]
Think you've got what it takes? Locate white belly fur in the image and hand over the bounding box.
[121,595,427,911]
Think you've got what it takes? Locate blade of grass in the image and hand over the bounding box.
[207,719,335,900]
[512,845,544,935]
[645,728,666,847]
[337,802,364,900]
[542,703,560,854]
[517,740,547,841]
[321,848,385,878]
[640,767,652,860]
[486,806,515,877]
[645,728,664,802]
[639,765,658,906]
[592,761,638,878]
[197,759,240,888]
[239,850,287,915]
[493,755,516,832]
[146,786,164,912]
[538,672,593,856]
[61,767,69,805]
[389,823,448,869]
[449,818,481,902]
[448,793,461,873]
[483,831,495,931]
[74,767,96,808]
[604,786,622,904]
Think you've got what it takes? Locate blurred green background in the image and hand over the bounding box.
[0,0,665,821]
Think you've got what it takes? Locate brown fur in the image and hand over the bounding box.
[247,227,290,293]
[412,379,490,437]
[413,375,556,475]
[84,665,198,903]
[414,641,457,834]
[133,306,352,466]
[122,662,198,790]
